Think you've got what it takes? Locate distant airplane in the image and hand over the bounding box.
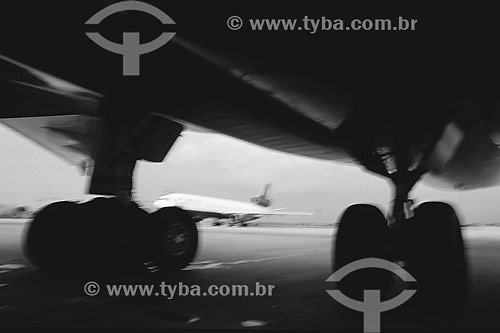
[153,184,318,226]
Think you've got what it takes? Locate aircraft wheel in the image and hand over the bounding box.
[24,198,151,275]
[150,207,198,271]
[405,201,467,310]
[23,201,79,269]
[75,197,151,273]
[333,204,392,299]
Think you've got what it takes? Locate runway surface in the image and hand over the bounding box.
[1,219,500,331]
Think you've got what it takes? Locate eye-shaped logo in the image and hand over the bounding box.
[85,1,175,76]
[326,258,417,333]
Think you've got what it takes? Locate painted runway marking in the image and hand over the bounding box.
[0,284,8,288]
[191,260,217,265]
[0,264,26,275]
[184,255,293,270]
[241,319,267,327]
[0,264,25,270]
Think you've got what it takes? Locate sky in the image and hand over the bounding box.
[1,123,500,225]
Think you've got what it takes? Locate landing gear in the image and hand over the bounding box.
[332,152,468,310]
[227,215,247,227]
[21,97,193,275]
[23,198,199,274]
[150,207,199,271]
[227,215,237,227]
[332,200,468,310]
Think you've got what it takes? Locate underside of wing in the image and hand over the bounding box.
[0,115,97,172]
[2,3,500,194]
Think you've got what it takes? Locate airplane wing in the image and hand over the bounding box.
[0,53,184,195]
[221,208,319,217]
[1,2,500,195]
[153,198,318,218]
[0,52,208,171]
[0,54,102,172]
[0,115,98,173]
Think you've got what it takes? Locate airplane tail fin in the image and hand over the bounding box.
[250,183,272,207]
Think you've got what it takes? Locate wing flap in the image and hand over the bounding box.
[0,115,98,171]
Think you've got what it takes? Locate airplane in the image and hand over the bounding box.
[0,2,498,309]
[153,184,318,226]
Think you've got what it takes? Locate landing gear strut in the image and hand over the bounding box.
[333,168,468,310]
[23,98,198,275]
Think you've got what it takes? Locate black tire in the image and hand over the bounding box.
[24,198,151,275]
[23,201,79,269]
[405,201,467,310]
[333,204,392,300]
[150,207,198,271]
[74,197,151,274]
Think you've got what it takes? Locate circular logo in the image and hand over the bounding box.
[227,16,243,30]
[84,281,100,296]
